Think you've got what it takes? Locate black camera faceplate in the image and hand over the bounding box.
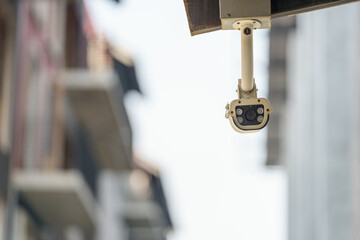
[235,104,264,126]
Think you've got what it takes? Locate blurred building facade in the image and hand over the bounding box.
[0,0,17,238]
[285,4,360,240]
[268,3,360,240]
[266,17,296,166]
[0,1,172,240]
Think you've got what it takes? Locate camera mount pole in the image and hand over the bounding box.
[233,20,261,99]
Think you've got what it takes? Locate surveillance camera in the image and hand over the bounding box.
[225,97,272,133]
[222,19,272,133]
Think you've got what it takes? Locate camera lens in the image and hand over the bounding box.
[257,108,264,114]
[237,117,244,124]
[257,116,264,123]
[245,109,256,121]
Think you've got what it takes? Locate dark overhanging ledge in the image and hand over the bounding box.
[271,0,359,17]
[183,0,360,35]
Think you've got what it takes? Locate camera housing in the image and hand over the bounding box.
[226,97,272,133]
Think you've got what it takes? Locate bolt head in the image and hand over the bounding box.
[244,27,251,35]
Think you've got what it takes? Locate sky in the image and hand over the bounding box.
[85,0,287,239]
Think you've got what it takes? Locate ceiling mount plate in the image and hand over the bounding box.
[232,19,262,30]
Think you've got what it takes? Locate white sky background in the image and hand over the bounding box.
[85,0,287,239]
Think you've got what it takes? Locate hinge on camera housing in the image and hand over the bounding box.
[237,79,258,99]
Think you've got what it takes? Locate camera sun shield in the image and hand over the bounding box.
[225,98,272,133]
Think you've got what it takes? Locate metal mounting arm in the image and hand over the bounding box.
[233,20,261,98]
[240,21,254,92]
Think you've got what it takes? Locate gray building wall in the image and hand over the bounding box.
[285,3,360,240]
[267,17,295,166]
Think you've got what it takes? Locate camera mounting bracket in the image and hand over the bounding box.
[235,19,261,97]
